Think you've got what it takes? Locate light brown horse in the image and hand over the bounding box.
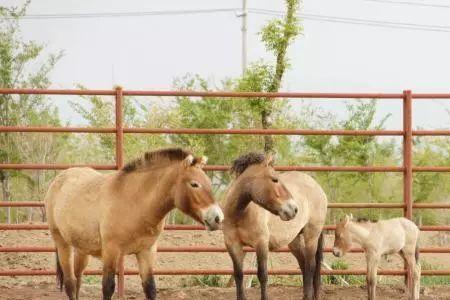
[223,153,328,300]
[45,148,223,300]
[333,215,421,300]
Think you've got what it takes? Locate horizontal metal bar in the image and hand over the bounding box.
[124,128,404,136]
[3,202,450,209]
[413,130,450,136]
[411,94,450,99]
[2,163,448,173]
[413,166,450,172]
[1,246,449,254]
[0,164,117,170]
[1,126,448,137]
[0,202,44,207]
[2,223,449,231]
[328,203,404,208]
[204,165,405,172]
[0,88,406,98]
[0,88,116,96]
[1,269,449,276]
[0,126,116,133]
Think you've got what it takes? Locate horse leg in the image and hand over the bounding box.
[101,244,120,300]
[302,227,321,300]
[366,252,380,300]
[226,241,247,300]
[288,234,306,295]
[401,249,418,300]
[136,245,158,300]
[255,243,269,300]
[414,259,421,300]
[53,232,76,300]
[74,250,89,300]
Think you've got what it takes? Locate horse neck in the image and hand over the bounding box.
[224,179,251,221]
[118,166,178,225]
[347,221,371,246]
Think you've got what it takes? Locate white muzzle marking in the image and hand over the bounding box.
[279,199,298,221]
[201,204,224,231]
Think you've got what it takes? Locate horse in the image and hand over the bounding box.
[332,214,421,300]
[44,148,224,300]
[222,153,328,300]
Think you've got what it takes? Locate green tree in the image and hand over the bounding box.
[0,2,63,222]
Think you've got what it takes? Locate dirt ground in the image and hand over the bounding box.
[1,284,450,300]
[1,227,450,299]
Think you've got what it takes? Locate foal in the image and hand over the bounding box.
[45,148,223,300]
[223,153,328,300]
[333,215,421,300]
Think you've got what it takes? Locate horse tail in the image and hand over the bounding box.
[56,251,64,292]
[313,231,324,298]
[415,244,420,263]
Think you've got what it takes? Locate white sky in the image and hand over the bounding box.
[3,0,450,130]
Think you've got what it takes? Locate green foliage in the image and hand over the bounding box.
[191,275,225,287]
[323,260,365,285]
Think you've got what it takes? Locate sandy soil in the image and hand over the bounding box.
[1,227,449,299]
[1,284,450,300]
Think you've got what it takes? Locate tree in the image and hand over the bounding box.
[0,2,62,222]
[243,0,300,154]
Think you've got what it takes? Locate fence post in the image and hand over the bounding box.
[115,86,125,298]
[403,90,413,220]
[402,89,413,287]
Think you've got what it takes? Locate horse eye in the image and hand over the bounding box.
[190,182,200,188]
[271,178,279,183]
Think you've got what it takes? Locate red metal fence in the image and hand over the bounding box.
[1,88,449,297]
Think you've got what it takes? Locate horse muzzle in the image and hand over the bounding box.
[279,199,298,221]
[202,204,224,231]
[332,247,343,257]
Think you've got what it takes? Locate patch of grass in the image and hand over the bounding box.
[191,274,225,287]
[420,261,450,286]
[323,260,365,286]
[84,275,101,285]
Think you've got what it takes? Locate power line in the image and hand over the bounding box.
[364,0,450,9]
[20,8,240,19]
[250,8,450,33]
[17,7,450,33]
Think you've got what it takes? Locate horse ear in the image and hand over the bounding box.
[343,215,350,227]
[195,156,208,168]
[183,154,195,168]
[263,154,274,167]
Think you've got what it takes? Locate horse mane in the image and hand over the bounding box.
[356,217,378,223]
[230,152,271,177]
[122,148,195,173]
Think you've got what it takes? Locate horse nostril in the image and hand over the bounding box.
[294,207,298,214]
[215,215,220,224]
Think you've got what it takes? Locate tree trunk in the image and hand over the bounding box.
[261,0,298,154]
[0,171,12,223]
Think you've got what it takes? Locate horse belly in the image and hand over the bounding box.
[55,204,102,254]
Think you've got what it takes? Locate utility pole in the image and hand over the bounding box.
[241,0,248,75]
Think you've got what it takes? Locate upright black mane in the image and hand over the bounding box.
[122,148,192,173]
[356,217,378,223]
[230,152,270,177]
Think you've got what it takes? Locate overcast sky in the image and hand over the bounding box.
[4,0,450,130]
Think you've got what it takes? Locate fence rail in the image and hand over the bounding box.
[1,88,449,298]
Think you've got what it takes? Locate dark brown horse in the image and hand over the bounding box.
[223,153,327,300]
[45,148,223,300]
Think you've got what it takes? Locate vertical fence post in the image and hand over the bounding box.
[115,86,125,298]
[402,89,413,287]
[403,90,413,220]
